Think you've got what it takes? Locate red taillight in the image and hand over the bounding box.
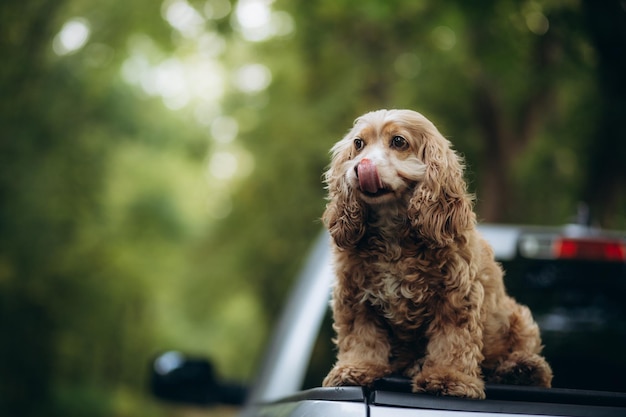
[553,238,626,262]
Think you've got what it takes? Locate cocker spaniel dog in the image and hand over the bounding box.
[322,109,552,399]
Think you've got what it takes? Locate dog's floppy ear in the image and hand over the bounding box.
[323,132,368,248]
[408,129,475,247]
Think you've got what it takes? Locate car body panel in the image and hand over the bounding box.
[253,400,366,417]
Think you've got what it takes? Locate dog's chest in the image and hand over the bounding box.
[360,259,433,330]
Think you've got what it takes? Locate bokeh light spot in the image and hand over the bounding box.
[209,151,238,179]
[162,0,205,37]
[211,116,239,143]
[526,12,549,35]
[204,0,232,20]
[431,26,456,51]
[234,63,272,94]
[53,18,90,55]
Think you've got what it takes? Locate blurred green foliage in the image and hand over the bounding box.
[1,0,625,415]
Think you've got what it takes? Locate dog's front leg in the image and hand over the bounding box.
[323,297,392,387]
[412,281,486,399]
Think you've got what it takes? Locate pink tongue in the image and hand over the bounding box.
[357,159,382,194]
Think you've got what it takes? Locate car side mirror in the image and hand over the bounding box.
[150,351,247,406]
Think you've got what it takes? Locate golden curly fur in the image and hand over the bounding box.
[322,109,552,399]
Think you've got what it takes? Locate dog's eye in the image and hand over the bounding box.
[391,135,409,150]
[354,138,365,151]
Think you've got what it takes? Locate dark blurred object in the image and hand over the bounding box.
[500,222,626,392]
[150,351,247,406]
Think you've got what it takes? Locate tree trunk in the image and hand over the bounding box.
[473,80,513,222]
[471,28,559,223]
[581,0,626,227]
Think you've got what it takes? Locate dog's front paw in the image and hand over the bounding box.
[412,367,485,399]
[323,363,392,387]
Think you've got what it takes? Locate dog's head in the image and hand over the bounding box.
[324,109,475,248]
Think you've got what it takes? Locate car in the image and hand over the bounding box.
[150,222,626,416]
